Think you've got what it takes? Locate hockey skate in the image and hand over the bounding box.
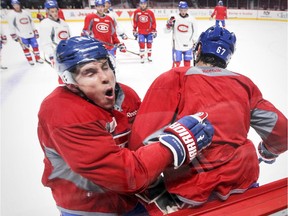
[140,55,145,64]
[1,65,8,70]
[36,59,44,64]
[29,61,35,66]
[148,56,152,62]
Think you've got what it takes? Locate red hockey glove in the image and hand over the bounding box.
[258,142,278,164]
[34,30,39,39]
[117,43,126,53]
[159,112,214,168]
[166,16,175,29]
[1,35,7,44]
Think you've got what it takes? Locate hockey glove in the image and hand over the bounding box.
[152,31,157,39]
[10,34,19,42]
[166,16,175,29]
[159,112,214,168]
[133,30,138,40]
[119,33,128,40]
[258,142,278,164]
[1,35,7,44]
[34,29,39,39]
[117,43,126,53]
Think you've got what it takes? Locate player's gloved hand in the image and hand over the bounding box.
[1,35,7,44]
[159,112,214,168]
[34,29,39,39]
[133,30,138,40]
[166,16,175,29]
[258,141,278,164]
[152,31,157,39]
[117,43,126,53]
[10,34,19,42]
[119,33,128,40]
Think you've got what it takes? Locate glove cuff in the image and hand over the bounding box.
[159,134,186,168]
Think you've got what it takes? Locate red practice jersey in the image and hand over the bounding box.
[82,13,120,50]
[133,8,156,34]
[37,85,172,214]
[129,66,287,206]
[211,5,227,20]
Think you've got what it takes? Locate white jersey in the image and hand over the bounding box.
[105,8,125,36]
[8,9,36,39]
[165,13,198,51]
[39,18,70,60]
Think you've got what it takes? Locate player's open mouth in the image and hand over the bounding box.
[105,88,114,97]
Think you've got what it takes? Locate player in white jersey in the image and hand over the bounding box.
[0,27,8,69]
[8,0,43,65]
[165,1,198,67]
[104,0,128,40]
[39,0,70,67]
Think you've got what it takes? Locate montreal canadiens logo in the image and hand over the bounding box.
[139,15,148,23]
[177,24,189,32]
[96,23,109,33]
[20,18,29,24]
[58,31,69,40]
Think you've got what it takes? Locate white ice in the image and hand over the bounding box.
[0,19,287,215]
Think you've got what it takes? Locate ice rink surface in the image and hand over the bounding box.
[1,19,287,215]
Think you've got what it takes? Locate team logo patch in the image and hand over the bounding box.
[96,23,109,33]
[139,15,148,23]
[20,18,29,24]
[58,31,69,40]
[177,24,189,33]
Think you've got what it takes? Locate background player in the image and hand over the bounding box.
[165,1,198,67]
[82,0,126,57]
[37,0,65,22]
[104,0,128,40]
[0,27,8,69]
[8,0,43,65]
[132,0,157,63]
[39,0,70,67]
[211,0,228,28]
[129,26,287,214]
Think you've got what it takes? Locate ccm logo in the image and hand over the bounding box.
[139,15,148,23]
[177,24,189,33]
[20,18,29,24]
[58,31,69,40]
[96,23,109,33]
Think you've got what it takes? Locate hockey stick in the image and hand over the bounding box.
[96,39,141,56]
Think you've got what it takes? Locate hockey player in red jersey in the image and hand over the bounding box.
[211,0,228,28]
[37,36,214,215]
[132,0,157,63]
[82,0,126,57]
[129,26,287,214]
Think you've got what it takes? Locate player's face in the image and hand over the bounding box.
[48,8,59,20]
[12,3,21,12]
[179,8,188,16]
[104,2,111,10]
[96,5,105,15]
[74,59,116,110]
[139,3,147,10]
